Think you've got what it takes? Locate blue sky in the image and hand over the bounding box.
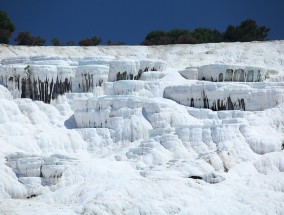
[1,0,283,44]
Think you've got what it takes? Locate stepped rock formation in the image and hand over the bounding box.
[0,42,284,214]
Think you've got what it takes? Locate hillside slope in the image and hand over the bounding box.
[0,41,283,215]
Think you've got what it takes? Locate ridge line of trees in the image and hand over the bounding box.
[141,19,270,45]
[0,10,270,46]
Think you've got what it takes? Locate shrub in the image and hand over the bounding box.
[141,29,198,45]
[176,34,198,44]
[14,32,45,46]
[141,30,167,45]
[51,38,61,46]
[192,28,223,43]
[79,36,101,46]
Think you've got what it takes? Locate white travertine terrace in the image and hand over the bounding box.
[0,42,284,214]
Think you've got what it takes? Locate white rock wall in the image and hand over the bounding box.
[164,82,284,111]
[74,96,152,142]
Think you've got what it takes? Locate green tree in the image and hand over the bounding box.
[223,25,237,42]
[14,32,45,46]
[0,11,15,44]
[51,38,61,46]
[14,32,32,45]
[142,29,198,45]
[141,30,167,45]
[79,36,101,46]
[192,28,223,43]
[33,36,45,46]
[224,19,270,42]
[167,29,190,43]
[175,34,198,44]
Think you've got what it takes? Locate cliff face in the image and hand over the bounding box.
[0,42,284,214]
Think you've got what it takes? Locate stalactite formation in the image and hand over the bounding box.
[115,69,144,81]
[199,90,246,111]
[20,75,72,103]
[197,65,268,83]
[78,72,100,92]
[163,82,284,112]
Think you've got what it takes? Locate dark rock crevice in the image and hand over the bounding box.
[20,75,72,103]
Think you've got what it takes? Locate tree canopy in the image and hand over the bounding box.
[191,28,223,43]
[223,19,270,42]
[0,10,15,44]
[14,32,46,46]
[51,38,61,46]
[141,19,270,45]
[79,36,102,46]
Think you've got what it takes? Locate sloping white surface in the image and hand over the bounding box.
[0,42,283,214]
